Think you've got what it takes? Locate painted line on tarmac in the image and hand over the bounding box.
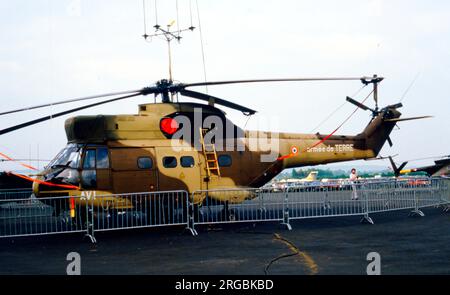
[266,233,319,275]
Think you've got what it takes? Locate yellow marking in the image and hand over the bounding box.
[273,233,319,275]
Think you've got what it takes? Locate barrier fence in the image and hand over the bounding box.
[0,195,86,238]
[0,189,33,200]
[0,177,449,241]
[88,190,189,242]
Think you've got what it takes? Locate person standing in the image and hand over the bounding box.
[350,168,359,200]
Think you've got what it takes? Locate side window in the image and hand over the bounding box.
[82,149,97,189]
[218,154,232,167]
[181,156,195,168]
[163,156,177,168]
[138,157,153,169]
[97,147,109,169]
[81,171,96,189]
[83,149,96,169]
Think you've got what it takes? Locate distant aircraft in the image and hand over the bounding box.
[278,171,319,184]
[389,156,450,177]
[299,171,319,182]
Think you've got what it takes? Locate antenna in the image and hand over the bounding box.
[142,0,196,88]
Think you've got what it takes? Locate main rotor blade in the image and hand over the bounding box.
[384,116,433,122]
[179,89,257,115]
[346,96,373,112]
[0,89,142,116]
[0,92,143,136]
[184,77,368,88]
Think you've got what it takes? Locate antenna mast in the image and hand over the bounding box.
[142,0,195,85]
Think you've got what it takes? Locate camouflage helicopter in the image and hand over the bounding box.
[389,155,450,177]
[0,75,430,210]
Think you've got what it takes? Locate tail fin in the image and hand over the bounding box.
[304,171,318,181]
[389,156,398,172]
[359,105,402,156]
[389,156,408,177]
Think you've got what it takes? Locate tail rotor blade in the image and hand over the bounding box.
[384,115,432,122]
[346,96,373,112]
[387,103,403,109]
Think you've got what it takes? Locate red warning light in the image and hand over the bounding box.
[160,118,179,135]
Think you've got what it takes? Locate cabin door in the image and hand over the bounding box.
[80,146,112,191]
[156,147,202,192]
[110,147,158,194]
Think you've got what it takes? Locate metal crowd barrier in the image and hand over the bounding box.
[88,190,190,242]
[188,177,449,231]
[0,177,448,241]
[0,195,86,238]
[363,177,448,216]
[190,188,286,225]
[286,183,366,220]
[0,189,33,200]
[0,191,190,241]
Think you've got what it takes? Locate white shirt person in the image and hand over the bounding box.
[349,168,358,200]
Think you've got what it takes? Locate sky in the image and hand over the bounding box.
[0,0,449,173]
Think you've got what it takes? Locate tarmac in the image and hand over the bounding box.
[0,207,449,275]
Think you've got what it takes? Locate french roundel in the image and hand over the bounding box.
[291,146,299,154]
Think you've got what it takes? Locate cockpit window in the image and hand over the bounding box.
[44,144,109,188]
[81,147,109,169]
[83,149,96,169]
[44,144,83,185]
[97,147,109,168]
[47,144,82,169]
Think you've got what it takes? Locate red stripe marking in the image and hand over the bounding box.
[277,90,374,161]
[0,151,38,171]
[8,172,79,190]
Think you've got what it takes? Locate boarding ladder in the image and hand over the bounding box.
[199,128,221,178]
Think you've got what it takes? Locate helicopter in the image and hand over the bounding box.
[0,74,432,210]
[389,155,450,177]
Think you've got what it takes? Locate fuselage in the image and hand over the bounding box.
[34,102,398,203]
